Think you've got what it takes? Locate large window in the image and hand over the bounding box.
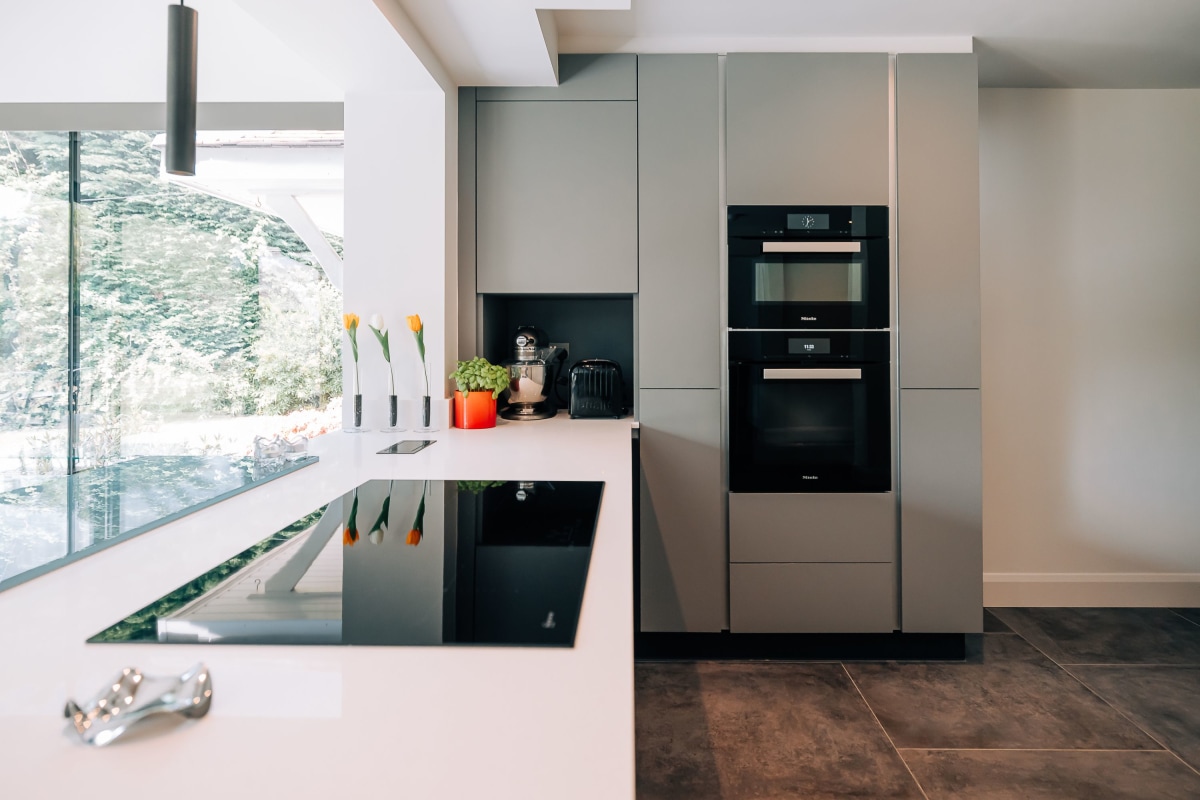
[0,130,343,491]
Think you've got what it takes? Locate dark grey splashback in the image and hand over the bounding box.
[481,294,635,413]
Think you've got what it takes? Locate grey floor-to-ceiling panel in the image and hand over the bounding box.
[637,54,720,389]
[900,389,983,632]
[639,389,725,632]
[896,53,981,389]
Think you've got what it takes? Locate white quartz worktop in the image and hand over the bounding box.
[0,416,636,800]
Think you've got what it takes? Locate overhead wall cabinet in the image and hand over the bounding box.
[475,55,638,295]
[726,53,890,206]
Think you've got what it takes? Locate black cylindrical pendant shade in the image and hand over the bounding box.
[166,3,198,176]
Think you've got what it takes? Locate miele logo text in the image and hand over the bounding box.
[802,475,818,480]
[801,316,817,321]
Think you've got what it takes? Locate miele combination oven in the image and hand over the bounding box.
[728,205,889,330]
[728,331,891,493]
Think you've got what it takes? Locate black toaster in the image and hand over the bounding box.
[568,359,624,419]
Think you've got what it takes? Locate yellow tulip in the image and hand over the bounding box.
[406,314,422,333]
[343,313,360,331]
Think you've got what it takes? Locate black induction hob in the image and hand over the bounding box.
[89,479,603,648]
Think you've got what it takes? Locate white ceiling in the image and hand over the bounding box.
[402,0,1200,88]
[3,0,1196,106]
[0,0,441,105]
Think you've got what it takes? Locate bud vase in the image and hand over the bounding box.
[346,393,368,433]
[383,394,405,432]
[416,394,437,432]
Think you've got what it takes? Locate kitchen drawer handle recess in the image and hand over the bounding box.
[763,368,863,381]
[762,241,862,254]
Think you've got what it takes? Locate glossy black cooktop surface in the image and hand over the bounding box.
[90,479,603,648]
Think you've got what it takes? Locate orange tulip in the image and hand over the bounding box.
[406,528,422,546]
[343,313,360,331]
[343,527,359,546]
[406,314,422,333]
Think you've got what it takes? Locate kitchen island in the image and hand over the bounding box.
[0,417,636,800]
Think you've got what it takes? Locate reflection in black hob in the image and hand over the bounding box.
[89,479,604,649]
[462,481,602,646]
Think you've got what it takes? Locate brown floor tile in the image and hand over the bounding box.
[989,607,1200,665]
[983,610,1013,633]
[902,749,1200,799]
[1070,665,1200,771]
[845,634,1159,749]
[1172,609,1200,628]
[635,662,923,800]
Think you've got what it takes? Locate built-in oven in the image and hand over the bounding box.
[728,205,889,330]
[729,330,891,493]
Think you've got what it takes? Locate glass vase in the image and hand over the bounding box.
[346,393,369,433]
[416,394,437,432]
[383,394,406,432]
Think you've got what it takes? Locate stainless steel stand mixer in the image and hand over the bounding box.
[500,326,565,421]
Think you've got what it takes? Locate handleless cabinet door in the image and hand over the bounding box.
[900,389,983,632]
[897,53,981,388]
[726,53,889,206]
[476,100,638,294]
[639,389,725,632]
[638,54,720,389]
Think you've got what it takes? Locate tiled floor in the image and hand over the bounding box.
[636,608,1200,799]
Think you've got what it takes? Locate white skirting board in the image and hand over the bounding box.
[984,573,1200,607]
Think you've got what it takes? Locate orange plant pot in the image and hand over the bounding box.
[454,390,497,429]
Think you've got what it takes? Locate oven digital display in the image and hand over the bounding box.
[788,337,831,355]
[787,213,830,230]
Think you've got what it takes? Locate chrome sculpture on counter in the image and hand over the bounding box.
[64,663,212,746]
[252,433,309,462]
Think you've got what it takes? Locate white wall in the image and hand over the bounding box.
[343,89,457,430]
[980,89,1200,605]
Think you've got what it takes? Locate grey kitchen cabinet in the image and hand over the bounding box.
[726,53,890,206]
[899,389,983,633]
[896,53,981,389]
[476,54,636,101]
[639,389,725,632]
[730,563,896,633]
[729,492,895,563]
[638,54,720,389]
[476,99,638,294]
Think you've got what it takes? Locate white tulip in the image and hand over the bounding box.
[369,313,386,333]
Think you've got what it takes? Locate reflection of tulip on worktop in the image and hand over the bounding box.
[407,481,426,546]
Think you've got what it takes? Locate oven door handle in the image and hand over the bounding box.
[763,368,863,380]
[762,241,862,254]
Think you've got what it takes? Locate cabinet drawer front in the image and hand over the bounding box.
[730,492,895,563]
[730,563,896,633]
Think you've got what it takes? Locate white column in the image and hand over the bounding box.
[344,89,456,430]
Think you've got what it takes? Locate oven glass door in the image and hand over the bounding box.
[728,239,888,329]
[729,361,891,492]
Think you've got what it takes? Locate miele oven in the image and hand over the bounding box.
[728,205,889,330]
[728,330,891,493]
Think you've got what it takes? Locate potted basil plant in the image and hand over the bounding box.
[449,357,509,429]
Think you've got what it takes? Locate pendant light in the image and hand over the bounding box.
[166,0,198,176]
